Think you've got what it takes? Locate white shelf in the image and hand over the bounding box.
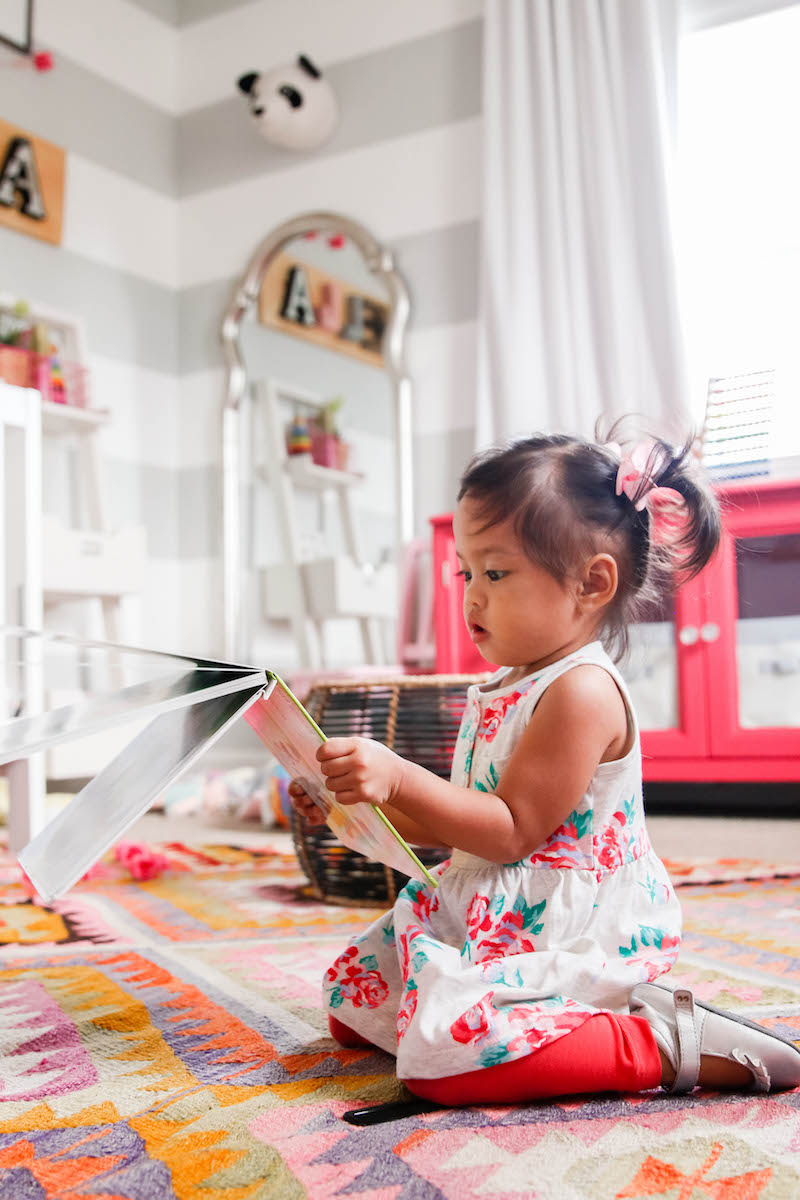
[42,401,110,435]
[264,557,396,620]
[256,378,387,669]
[283,454,364,490]
[41,520,147,598]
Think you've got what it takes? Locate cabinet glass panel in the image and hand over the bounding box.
[735,534,800,728]
[625,589,678,730]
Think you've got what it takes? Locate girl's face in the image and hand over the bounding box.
[452,496,597,678]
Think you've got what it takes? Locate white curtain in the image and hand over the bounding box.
[477,0,691,447]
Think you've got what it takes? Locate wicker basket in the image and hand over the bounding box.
[292,674,483,906]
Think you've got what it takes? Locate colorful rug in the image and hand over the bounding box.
[0,834,798,1199]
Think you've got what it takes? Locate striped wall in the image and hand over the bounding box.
[2,1,179,665]
[175,1,484,668]
[5,0,773,674]
[2,0,485,671]
[173,0,486,640]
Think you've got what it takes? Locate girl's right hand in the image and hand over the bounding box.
[288,779,327,826]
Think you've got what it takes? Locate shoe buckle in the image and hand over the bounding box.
[671,988,700,1093]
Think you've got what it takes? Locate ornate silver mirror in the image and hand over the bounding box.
[221,212,412,667]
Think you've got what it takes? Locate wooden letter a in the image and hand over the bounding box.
[280,265,317,327]
[0,137,46,220]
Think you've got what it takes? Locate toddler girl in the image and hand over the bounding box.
[291,430,800,1107]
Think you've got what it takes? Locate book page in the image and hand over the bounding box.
[19,684,266,901]
[245,679,439,888]
[0,665,265,765]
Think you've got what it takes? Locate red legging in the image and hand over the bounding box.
[329,1012,663,1104]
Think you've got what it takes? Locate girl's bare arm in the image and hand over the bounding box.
[372,802,450,848]
[317,667,626,863]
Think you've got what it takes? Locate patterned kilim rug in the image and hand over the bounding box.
[0,832,798,1199]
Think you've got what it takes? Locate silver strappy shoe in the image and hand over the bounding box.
[630,980,800,1094]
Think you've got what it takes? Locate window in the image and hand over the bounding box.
[702,367,774,478]
[676,5,800,468]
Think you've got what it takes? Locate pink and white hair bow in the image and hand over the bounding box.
[607,440,685,542]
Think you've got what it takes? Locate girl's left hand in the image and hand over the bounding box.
[316,737,405,807]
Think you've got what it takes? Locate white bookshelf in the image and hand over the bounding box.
[41,400,110,436]
[258,379,395,668]
[0,382,45,850]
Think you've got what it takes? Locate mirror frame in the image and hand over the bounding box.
[220,211,413,660]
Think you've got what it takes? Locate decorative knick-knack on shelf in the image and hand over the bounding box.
[286,411,312,455]
[0,298,90,406]
[309,396,349,470]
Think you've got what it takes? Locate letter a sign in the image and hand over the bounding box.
[0,120,65,245]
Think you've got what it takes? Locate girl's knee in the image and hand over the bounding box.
[328,1014,374,1048]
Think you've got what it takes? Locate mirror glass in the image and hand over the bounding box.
[235,226,400,673]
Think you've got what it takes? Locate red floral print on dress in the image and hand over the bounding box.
[526,807,593,870]
[466,894,493,941]
[591,794,649,878]
[397,982,418,1039]
[595,817,629,873]
[636,934,680,982]
[340,967,388,1008]
[450,991,496,1045]
[477,913,538,960]
[504,1008,589,1057]
[465,894,546,962]
[399,923,427,984]
[326,944,358,983]
[357,972,390,1007]
[404,880,440,926]
[326,944,389,1009]
[480,691,524,742]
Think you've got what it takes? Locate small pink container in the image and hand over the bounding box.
[0,346,90,408]
[310,427,340,468]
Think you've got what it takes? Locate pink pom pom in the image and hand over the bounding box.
[33,52,54,72]
[114,841,170,881]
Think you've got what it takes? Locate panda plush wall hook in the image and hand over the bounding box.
[236,54,338,152]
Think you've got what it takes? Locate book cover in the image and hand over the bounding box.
[1,632,439,899]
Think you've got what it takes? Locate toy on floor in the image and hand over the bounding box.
[155,762,289,827]
[114,841,170,881]
[18,840,170,896]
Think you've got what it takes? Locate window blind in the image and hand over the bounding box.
[701,368,774,479]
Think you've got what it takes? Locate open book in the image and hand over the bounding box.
[0,632,439,900]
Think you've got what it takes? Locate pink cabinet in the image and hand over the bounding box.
[431,478,800,782]
[431,514,490,678]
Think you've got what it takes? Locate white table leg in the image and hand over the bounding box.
[7,752,46,854]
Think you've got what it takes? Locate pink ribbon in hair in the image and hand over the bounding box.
[607,441,685,542]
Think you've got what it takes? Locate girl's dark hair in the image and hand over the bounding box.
[456,420,721,659]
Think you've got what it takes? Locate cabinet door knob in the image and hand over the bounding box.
[700,622,720,643]
[678,625,699,645]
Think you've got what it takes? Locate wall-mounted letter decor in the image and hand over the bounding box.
[0,119,64,245]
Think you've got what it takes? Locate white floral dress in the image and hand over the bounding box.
[322,641,681,1081]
